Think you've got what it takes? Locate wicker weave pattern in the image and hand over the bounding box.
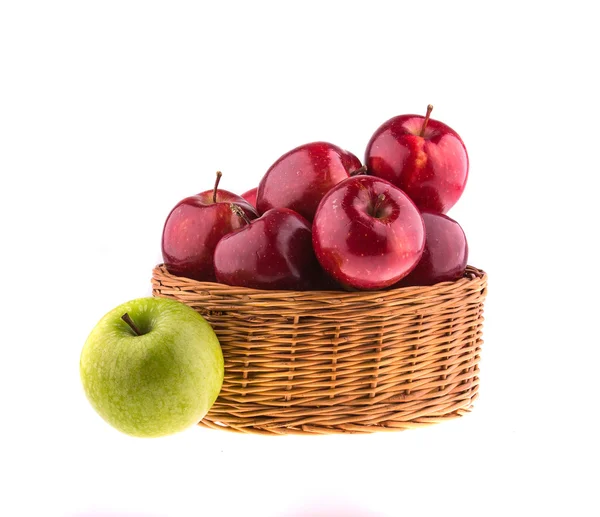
[152,264,487,435]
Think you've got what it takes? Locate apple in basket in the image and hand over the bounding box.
[397,211,468,287]
[241,187,258,207]
[214,206,323,290]
[312,175,426,290]
[161,171,258,281]
[256,141,364,221]
[365,104,468,214]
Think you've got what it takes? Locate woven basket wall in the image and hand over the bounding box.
[151,264,487,435]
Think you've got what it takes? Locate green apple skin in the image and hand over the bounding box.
[80,297,224,438]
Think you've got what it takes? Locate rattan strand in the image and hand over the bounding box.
[152,264,487,435]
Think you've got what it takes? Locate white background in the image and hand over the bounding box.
[1,1,599,516]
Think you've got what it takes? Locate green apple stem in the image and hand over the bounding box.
[213,171,223,203]
[121,313,142,336]
[350,165,368,176]
[230,203,251,225]
[419,104,434,137]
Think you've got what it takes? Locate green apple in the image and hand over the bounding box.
[80,297,224,438]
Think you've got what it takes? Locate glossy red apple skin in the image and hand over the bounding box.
[257,141,363,222]
[214,208,321,290]
[241,187,257,207]
[397,212,468,287]
[365,112,468,213]
[161,189,258,281]
[312,176,425,290]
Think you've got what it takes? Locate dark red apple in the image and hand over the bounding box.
[241,187,257,207]
[214,207,321,290]
[257,141,363,222]
[398,212,468,287]
[365,105,468,214]
[161,172,258,281]
[312,175,425,290]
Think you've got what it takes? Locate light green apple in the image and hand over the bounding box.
[80,297,224,438]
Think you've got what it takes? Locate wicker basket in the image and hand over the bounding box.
[151,264,487,435]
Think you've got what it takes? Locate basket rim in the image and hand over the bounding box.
[152,263,487,301]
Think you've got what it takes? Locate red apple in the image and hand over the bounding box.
[161,172,258,281]
[256,141,363,222]
[214,207,321,290]
[241,187,257,207]
[397,212,468,287]
[312,175,425,290]
[365,105,468,214]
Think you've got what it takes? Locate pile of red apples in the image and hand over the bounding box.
[162,105,469,291]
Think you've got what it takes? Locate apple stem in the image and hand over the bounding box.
[350,165,368,176]
[121,313,142,336]
[230,203,252,225]
[213,171,223,204]
[419,104,434,137]
[373,193,386,216]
